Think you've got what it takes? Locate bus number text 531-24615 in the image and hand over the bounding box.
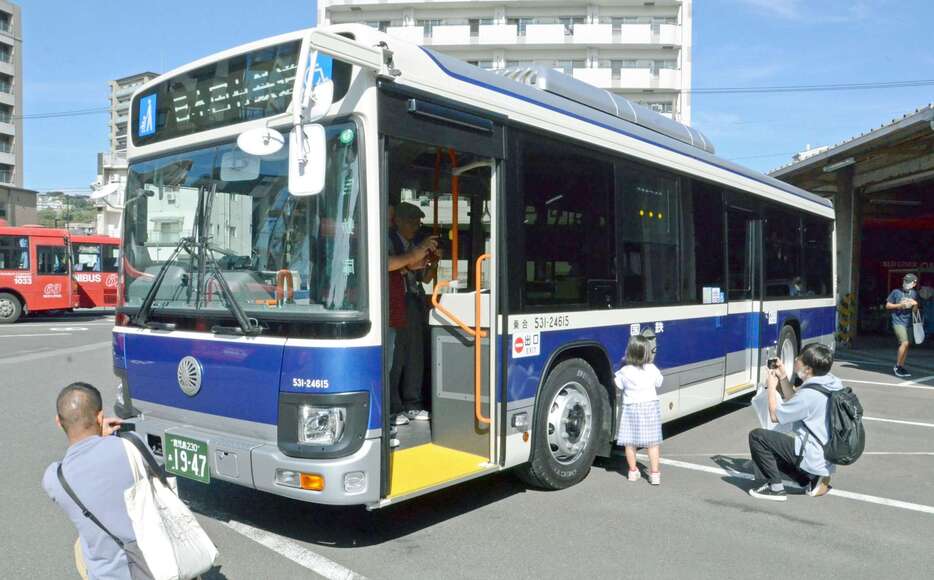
[292,378,330,389]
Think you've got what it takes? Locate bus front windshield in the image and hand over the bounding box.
[122,121,365,322]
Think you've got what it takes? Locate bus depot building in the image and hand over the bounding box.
[771,104,934,340]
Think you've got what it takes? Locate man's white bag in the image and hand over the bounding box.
[750,384,793,432]
[912,310,925,345]
[120,433,218,580]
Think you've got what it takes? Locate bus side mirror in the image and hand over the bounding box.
[288,124,326,197]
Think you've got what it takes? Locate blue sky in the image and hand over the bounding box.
[21,0,934,192]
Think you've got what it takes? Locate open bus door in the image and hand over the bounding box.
[378,88,505,505]
[725,203,764,396]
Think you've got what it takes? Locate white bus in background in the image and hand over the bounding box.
[112,25,835,508]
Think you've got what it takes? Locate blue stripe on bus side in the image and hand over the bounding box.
[506,306,835,402]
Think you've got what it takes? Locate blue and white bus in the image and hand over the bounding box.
[113,25,835,508]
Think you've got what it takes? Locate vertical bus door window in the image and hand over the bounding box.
[37,246,69,275]
[618,163,680,305]
[102,245,120,272]
[0,235,28,270]
[727,208,755,301]
[764,208,803,298]
[516,133,616,310]
[682,180,725,303]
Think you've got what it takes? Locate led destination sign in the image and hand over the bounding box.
[132,41,301,145]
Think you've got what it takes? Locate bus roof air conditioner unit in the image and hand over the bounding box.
[494,65,714,155]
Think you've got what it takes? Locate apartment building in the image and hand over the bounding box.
[0,1,22,186]
[318,0,692,123]
[93,72,158,236]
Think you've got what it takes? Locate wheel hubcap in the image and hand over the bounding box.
[781,337,796,379]
[0,298,14,319]
[546,381,593,465]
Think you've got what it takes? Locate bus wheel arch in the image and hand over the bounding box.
[516,346,612,490]
[0,291,24,324]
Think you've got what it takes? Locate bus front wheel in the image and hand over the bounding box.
[516,358,605,490]
[0,292,22,324]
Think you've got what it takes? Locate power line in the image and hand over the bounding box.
[690,79,934,95]
[16,107,110,120]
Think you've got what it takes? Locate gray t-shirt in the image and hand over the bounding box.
[775,373,843,477]
[42,434,144,580]
[887,288,919,327]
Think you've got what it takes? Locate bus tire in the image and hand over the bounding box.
[0,292,22,324]
[516,358,605,490]
[777,324,798,377]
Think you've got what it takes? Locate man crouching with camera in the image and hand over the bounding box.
[747,343,841,501]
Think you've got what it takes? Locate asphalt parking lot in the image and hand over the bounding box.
[3,315,933,579]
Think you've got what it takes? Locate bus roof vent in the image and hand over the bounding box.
[495,65,715,155]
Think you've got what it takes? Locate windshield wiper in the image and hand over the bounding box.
[132,236,195,329]
[200,250,262,336]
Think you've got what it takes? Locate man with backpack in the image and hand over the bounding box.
[747,343,863,502]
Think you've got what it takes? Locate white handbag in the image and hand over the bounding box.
[121,435,218,580]
[913,310,925,345]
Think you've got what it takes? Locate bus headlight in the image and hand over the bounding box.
[298,406,346,446]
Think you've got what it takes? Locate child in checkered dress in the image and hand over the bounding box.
[615,335,664,485]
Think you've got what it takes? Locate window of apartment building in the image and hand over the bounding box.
[477,60,495,70]
[364,20,389,32]
[0,12,10,33]
[417,19,442,37]
[656,60,678,70]
[0,44,11,64]
[0,74,11,94]
[0,135,12,154]
[0,163,12,183]
[557,16,586,35]
[637,101,674,114]
[507,17,534,36]
[0,104,11,124]
[505,60,535,68]
[553,60,586,74]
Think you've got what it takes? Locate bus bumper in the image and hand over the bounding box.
[130,414,382,506]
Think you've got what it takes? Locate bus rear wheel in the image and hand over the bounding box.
[0,292,22,324]
[778,325,798,378]
[516,358,605,490]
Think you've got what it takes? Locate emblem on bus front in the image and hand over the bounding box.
[177,356,203,397]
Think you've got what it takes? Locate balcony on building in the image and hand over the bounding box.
[573,24,612,44]
[656,68,682,90]
[479,24,517,44]
[573,67,612,87]
[613,67,653,89]
[524,23,566,44]
[386,25,425,45]
[611,23,681,46]
[428,24,471,45]
[0,151,15,167]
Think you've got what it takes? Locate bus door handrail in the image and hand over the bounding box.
[430,253,492,425]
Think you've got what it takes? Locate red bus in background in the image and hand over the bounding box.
[71,235,121,309]
[0,226,78,323]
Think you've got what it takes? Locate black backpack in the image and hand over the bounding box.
[801,383,866,465]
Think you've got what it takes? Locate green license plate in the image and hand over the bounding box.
[163,434,210,483]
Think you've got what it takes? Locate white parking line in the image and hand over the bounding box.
[0,341,110,365]
[225,520,366,580]
[0,333,71,338]
[840,378,934,391]
[835,359,893,368]
[900,375,934,386]
[648,456,934,516]
[864,416,934,428]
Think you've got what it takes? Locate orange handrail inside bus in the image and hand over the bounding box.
[275,269,294,305]
[430,253,491,425]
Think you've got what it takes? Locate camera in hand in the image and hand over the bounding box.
[767,357,779,370]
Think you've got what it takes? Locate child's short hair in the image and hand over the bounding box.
[624,335,653,367]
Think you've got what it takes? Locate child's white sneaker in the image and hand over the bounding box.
[649,471,661,486]
[627,469,640,482]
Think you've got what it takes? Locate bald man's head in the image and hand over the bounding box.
[56,383,103,435]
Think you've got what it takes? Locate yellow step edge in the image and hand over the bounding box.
[726,382,755,395]
[389,443,489,498]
